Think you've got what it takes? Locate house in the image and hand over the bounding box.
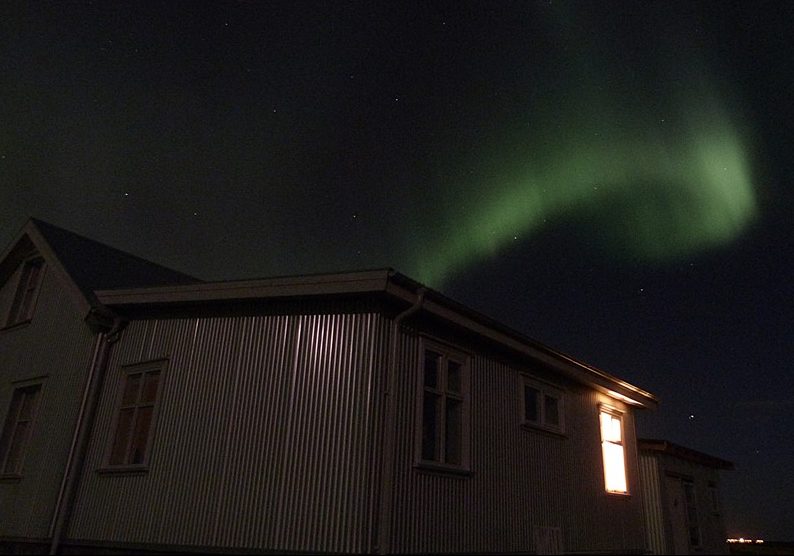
[1,218,659,554]
[639,438,734,555]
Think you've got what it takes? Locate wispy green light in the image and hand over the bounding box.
[412,84,758,288]
[406,6,761,287]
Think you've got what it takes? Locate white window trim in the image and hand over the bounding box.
[101,359,167,473]
[4,256,46,328]
[599,404,629,495]
[520,375,565,434]
[0,377,46,478]
[415,338,471,473]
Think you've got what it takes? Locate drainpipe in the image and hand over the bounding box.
[49,312,125,555]
[375,286,426,554]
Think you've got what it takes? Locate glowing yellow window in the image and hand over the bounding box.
[599,407,627,494]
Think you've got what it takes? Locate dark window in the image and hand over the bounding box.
[422,393,439,461]
[544,395,560,426]
[522,377,564,433]
[419,344,468,468]
[6,258,45,326]
[424,351,440,388]
[0,384,42,475]
[524,386,540,422]
[108,366,163,467]
[708,481,720,514]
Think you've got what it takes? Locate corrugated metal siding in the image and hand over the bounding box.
[390,328,647,554]
[653,453,729,555]
[69,312,390,553]
[640,452,666,554]
[0,260,97,538]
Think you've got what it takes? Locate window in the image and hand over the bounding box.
[106,362,165,468]
[418,341,468,469]
[6,257,45,326]
[521,376,564,433]
[0,383,42,476]
[683,480,701,547]
[599,406,628,494]
[708,481,720,514]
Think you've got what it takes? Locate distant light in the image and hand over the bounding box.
[727,538,764,544]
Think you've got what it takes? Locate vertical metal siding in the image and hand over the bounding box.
[653,452,730,555]
[639,452,666,554]
[69,311,391,553]
[390,328,647,554]
[0,262,97,539]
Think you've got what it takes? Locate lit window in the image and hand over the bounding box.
[419,342,468,468]
[522,377,564,433]
[107,362,165,468]
[599,407,628,494]
[6,258,45,326]
[0,383,42,476]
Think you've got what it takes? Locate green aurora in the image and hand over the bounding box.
[409,12,759,287]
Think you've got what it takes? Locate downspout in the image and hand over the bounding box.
[49,312,125,555]
[375,286,426,554]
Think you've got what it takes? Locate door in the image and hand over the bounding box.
[665,475,690,554]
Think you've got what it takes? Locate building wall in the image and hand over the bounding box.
[639,452,668,554]
[647,452,728,555]
[389,325,647,554]
[0,259,97,540]
[68,311,391,553]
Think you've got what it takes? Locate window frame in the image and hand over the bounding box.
[100,359,167,473]
[5,256,46,328]
[599,404,629,495]
[708,481,721,515]
[415,338,471,474]
[0,379,45,479]
[520,374,565,434]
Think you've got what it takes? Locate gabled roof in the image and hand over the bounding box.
[0,218,201,319]
[638,438,734,470]
[2,218,658,409]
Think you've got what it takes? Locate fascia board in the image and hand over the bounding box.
[385,281,658,410]
[95,270,392,306]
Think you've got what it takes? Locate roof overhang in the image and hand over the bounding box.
[95,268,658,409]
[639,438,734,469]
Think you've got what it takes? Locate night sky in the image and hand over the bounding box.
[2,1,792,541]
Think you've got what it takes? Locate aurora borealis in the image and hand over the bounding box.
[1,1,791,541]
[408,6,760,286]
[413,97,758,285]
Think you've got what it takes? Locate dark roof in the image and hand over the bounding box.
[30,218,201,303]
[638,438,734,470]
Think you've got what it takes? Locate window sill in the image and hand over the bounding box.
[97,465,150,476]
[520,422,566,438]
[0,473,23,483]
[414,461,473,478]
[606,490,632,498]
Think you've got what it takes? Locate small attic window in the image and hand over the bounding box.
[6,257,45,327]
